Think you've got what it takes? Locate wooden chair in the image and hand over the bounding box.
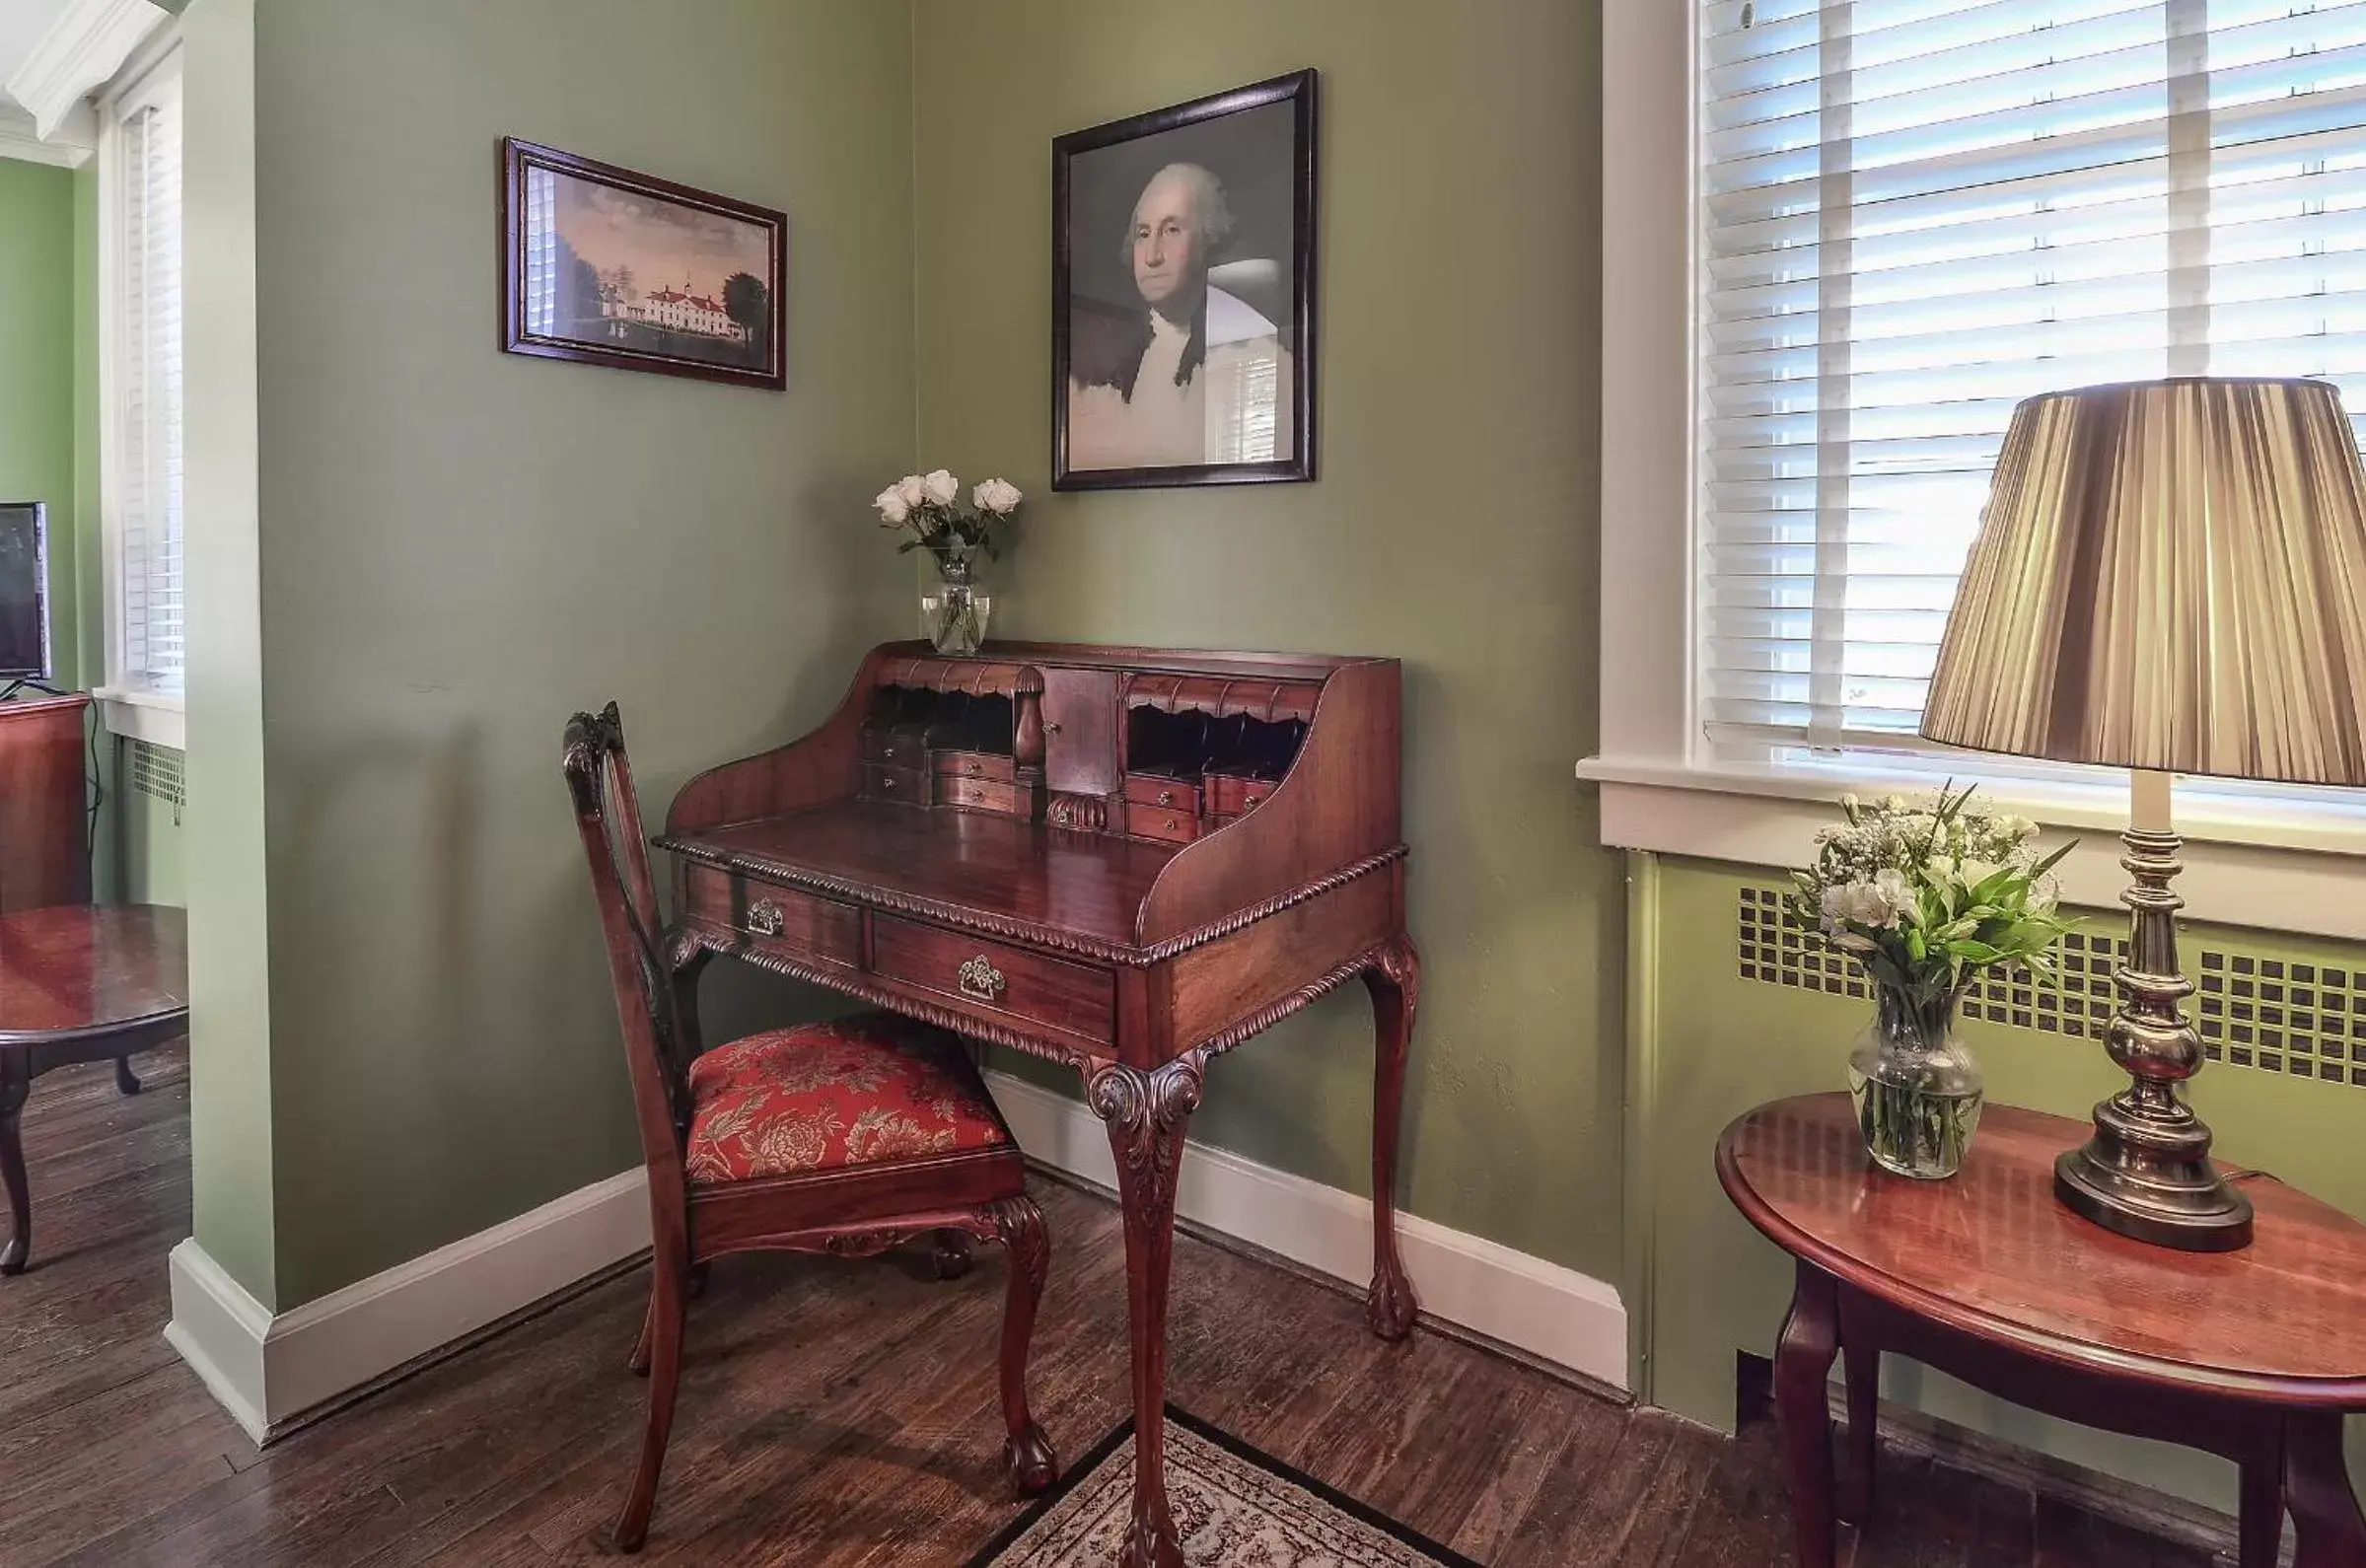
[561,702,1057,1551]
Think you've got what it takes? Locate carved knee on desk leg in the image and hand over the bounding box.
[1363,934,1421,1341]
[1087,1056,1205,1568]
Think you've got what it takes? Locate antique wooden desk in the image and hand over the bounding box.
[656,641,1419,1568]
[1720,1095,2366,1568]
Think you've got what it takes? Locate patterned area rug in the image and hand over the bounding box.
[968,1406,1478,1567]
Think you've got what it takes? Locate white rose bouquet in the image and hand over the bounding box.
[872,467,1022,572]
[1788,783,2076,1005]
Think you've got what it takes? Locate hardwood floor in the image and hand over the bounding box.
[0,1043,2229,1567]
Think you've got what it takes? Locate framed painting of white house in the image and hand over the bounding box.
[1052,70,1318,490]
[499,138,786,391]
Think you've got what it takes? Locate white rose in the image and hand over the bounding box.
[922,468,960,505]
[973,477,1022,516]
[896,474,929,508]
[874,486,911,526]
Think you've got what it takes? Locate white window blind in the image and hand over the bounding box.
[1700,0,2366,764]
[112,73,184,696]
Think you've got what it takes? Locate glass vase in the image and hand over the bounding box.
[1845,983,1984,1179]
[921,550,992,656]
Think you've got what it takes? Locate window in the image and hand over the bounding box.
[99,46,184,740]
[1699,0,2366,768]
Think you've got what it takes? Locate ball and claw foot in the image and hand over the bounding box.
[1003,1422,1058,1497]
[1367,1265,1419,1342]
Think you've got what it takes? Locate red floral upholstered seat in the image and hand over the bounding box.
[683,1013,1008,1185]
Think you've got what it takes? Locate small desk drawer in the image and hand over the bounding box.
[870,916,1113,1043]
[862,728,923,767]
[1125,802,1199,845]
[681,865,861,968]
[1205,774,1275,818]
[933,749,1016,784]
[1124,773,1198,814]
[864,763,928,806]
[942,777,1022,816]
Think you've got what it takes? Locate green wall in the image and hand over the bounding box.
[241,0,917,1308]
[0,158,82,688]
[911,0,1624,1281]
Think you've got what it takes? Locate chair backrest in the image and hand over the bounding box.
[561,703,693,1201]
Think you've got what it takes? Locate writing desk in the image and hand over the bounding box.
[657,641,1419,1568]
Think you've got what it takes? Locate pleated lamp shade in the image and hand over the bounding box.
[1920,377,2366,786]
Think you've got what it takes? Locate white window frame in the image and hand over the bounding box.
[1581,0,2366,941]
[95,30,185,751]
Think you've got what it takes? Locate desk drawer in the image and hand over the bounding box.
[941,776,1022,817]
[1123,773,1198,815]
[864,763,928,806]
[870,916,1113,1043]
[1125,801,1199,845]
[1205,773,1275,818]
[681,865,861,968]
[862,728,924,767]
[933,749,1016,784]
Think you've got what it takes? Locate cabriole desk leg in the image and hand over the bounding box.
[1087,1056,1206,1568]
[1364,934,1421,1340]
[1775,1258,1841,1568]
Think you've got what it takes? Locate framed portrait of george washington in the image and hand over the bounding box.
[1051,69,1318,491]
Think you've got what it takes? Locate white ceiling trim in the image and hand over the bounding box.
[6,0,163,141]
[0,102,90,169]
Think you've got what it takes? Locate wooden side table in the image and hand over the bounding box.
[1719,1095,2366,1568]
[0,904,188,1274]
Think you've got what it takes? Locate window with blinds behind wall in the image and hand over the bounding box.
[114,80,183,696]
[1700,0,2366,766]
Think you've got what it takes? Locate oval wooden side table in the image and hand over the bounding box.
[1718,1094,2366,1568]
[0,904,188,1275]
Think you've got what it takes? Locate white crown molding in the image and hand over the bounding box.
[0,102,91,168]
[7,0,166,142]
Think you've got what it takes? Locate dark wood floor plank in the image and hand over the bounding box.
[0,1049,2255,1568]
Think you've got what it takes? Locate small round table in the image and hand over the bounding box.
[0,904,188,1275]
[1718,1094,2366,1568]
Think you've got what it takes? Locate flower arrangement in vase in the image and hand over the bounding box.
[873,468,1023,656]
[1787,784,2077,1178]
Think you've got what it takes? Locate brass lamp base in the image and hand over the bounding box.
[2058,813,2256,1253]
[2053,1102,2253,1252]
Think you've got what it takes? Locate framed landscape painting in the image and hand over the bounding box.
[1052,69,1318,490]
[500,138,786,391]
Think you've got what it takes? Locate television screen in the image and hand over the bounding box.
[0,504,51,680]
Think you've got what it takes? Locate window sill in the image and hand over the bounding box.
[1577,753,2366,943]
[95,685,183,750]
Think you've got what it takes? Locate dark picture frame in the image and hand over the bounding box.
[1051,70,1319,491]
[499,137,787,391]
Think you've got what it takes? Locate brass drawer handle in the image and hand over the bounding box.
[884,745,897,759]
[880,774,896,790]
[1165,818,1181,833]
[967,761,982,775]
[1157,789,1175,807]
[746,899,785,938]
[958,955,1007,1002]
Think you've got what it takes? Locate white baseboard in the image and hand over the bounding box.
[983,1069,1631,1392]
[166,1168,651,1444]
[166,1078,1630,1443]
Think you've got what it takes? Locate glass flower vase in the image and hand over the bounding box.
[921,550,992,656]
[1845,983,1984,1179]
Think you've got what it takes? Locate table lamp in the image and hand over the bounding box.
[1921,377,2366,1251]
